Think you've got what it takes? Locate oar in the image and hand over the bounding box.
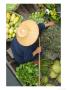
[39,37,40,86]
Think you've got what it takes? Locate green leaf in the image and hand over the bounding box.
[6,4,19,11]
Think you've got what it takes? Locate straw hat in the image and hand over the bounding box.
[16,20,39,46]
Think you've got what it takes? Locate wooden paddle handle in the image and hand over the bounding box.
[39,37,40,85]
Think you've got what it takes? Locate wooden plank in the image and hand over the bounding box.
[7,48,14,59]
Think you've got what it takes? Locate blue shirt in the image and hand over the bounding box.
[11,23,45,64]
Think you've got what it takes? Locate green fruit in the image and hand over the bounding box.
[49,70,57,78]
[41,76,48,84]
[52,60,61,74]
[57,74,61,83]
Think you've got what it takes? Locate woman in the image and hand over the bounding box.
[11,20,55,65]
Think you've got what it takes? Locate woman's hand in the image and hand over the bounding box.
[32,46,41,56]
[45,21,55,28]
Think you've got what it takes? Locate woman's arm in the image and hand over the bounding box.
[32,46,41,56]
[45,21,55,28]
[33,21,55,56]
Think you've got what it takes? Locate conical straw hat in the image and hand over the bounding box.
[16,20,39,46]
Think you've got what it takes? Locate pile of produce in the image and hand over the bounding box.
[29,7,61,61]
[6,4,61,86]
[16,59,61,86]
[29,12,45,24]
[6,11,23,41]
[37,4,61,24]
[40,59,61,86]
[16,62,39,86]
[40,25,61,60]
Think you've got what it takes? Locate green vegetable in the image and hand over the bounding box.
[41,76,48,84]
[52,60,61,74]
[40,59,53,76]
[49,70,57,79]
[41,59,53,66]
[6,4,19,11]
[16,62,39,86]
[40,66,49,76]
[41,25,61,60]
[37,4,61,23]
[29,11,45,24]
[57,74,61,83]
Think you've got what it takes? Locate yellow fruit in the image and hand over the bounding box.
[10,13,16,22]
[6,28,9,33]
[13,16,19,24]
[9,28,13,34]
[9,22,13,26]
[6,23,10,29]
[14,29,16,33]
[12,33,15,37]
[6,12,11,20]
[6,12,22,40]
[8,34,12,39]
